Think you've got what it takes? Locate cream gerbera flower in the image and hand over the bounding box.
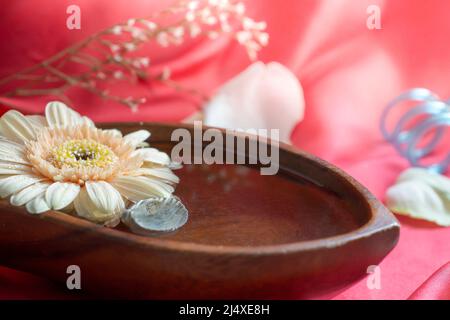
[0,101,179,226]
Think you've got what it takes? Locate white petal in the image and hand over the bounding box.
[10,182,50,206]
[112,176,172,201]
[26,115,47,130]
[0,139,29,164]
[0,162,31,175]
[0,110,36,142]
[386,168,450,226]
[26,194,51,214]
[59,201,75,213]
[45,101,94,128]
[81,116,95,127]
[0,138,26,153]
[85,181,124,214]
[203,61,304,144]
[133,148,171,166]
[104,129,123,138]
[0,174,44,198]
[137,141,150,148]
[74,187,122,223]
[149,178,175,193]
[45,182,80,210]
[132,167,179,184]
[0,154,29,165]
[397,167,450,190]
[123,130,151,147]
[74,188,99,220]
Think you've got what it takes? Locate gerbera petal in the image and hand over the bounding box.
[10,182,50,206]
[74,188,98,220]
[0,137,25,155]
[0,136,25,147]
[137,141,150,148]
[45,101,94,128]
[0,162,32,175]
[0,141,29,164]
[25,194,50,214]
[81,116,95,127]
[59,202,75,213]
[0,110,36,142]
[74,187,121,223]
[45,182,80,210]
[133,148,171,166]
[149,178,175,193]
[0,139,29,164]
[0,154,28,165]
[112,176,172,201]
[26,115,47,130]
[85,181,124,214]
[104,129,123,138]
[131,167,180,184]
[123,130,151,147]
[0,174,44,198]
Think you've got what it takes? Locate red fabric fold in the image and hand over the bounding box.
[408,262,450,300]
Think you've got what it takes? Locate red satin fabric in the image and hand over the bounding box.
[409,262,450,300]
[0,0,450,299]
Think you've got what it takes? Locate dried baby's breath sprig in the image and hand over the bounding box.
[0,0,268,111]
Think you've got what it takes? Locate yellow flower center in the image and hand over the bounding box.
[50,139,117,169]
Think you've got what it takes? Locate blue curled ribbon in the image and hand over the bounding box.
[380,88,450,174]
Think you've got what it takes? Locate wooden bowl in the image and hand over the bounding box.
[0,123,399,299]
